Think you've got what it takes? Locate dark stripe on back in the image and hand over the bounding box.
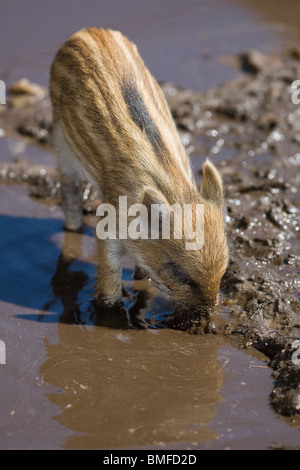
[121,78,168,162]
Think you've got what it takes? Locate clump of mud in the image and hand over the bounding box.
[0,49,300,417]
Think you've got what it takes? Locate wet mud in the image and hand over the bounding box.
[165,49,300,417]
[1,46,300,447]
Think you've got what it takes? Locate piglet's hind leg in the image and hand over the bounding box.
[53,120,84,232]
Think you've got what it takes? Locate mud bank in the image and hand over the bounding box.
[0,48,300,420]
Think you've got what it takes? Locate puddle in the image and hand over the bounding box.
[0,184,298,449]
[1,0,300,450]
[0,0,297,91]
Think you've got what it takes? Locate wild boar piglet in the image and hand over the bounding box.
[50,28,229,318]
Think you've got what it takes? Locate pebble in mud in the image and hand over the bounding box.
[9,78,47,97]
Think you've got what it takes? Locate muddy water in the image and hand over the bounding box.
[0,183,298,450]
[1,0,300,450]
[0,0,289,91]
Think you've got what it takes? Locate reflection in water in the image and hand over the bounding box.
[41,228,173,329]
[44,232,89,325]
[42,326,225,449]
[40,229,225,449]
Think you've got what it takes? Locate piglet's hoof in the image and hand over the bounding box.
[93,297,124,311]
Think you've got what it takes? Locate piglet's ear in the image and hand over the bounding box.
[199,159,224,210]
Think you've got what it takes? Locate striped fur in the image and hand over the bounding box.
[50,28,229,312]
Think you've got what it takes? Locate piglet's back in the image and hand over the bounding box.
[50,28,193,196]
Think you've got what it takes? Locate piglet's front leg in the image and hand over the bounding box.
[95,238,124,306]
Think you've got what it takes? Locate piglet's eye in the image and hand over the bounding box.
[164,262,198,289]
